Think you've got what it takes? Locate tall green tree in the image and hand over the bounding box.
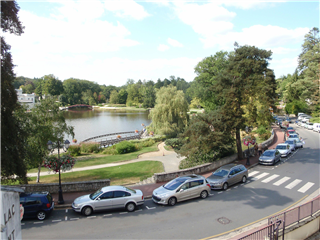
[109,90,119,104]
[149,85,189,137]
[42,74,64,96]
[26,97,74,182]
[1,0,29,183]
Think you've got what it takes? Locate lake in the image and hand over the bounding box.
[63,108,152,142]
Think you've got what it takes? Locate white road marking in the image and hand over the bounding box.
[233,186,238,189]
[70,218,79,221]
[87,216,96,219]
[252,172,270,180]
[104,214,112,217]
[262,174,280,183]
[273,177,291,186]
[52,219,61,222]
[21,223,25,226]
[248,171,260,177]
[146,206,156,210]
[34,222,43,224]
[298,182,315,193]
[285,179,302,189]
[209,193,214,196]
[217,192,223,194]
[65,209,68,213]
[226,189,231,191]
[65,216,68,221]
[120,212,128,214]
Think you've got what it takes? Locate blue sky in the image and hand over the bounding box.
[4,0,319,87]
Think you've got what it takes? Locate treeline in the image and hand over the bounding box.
[14,75,198,108]
[276,27,319,115]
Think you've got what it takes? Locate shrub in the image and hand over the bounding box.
[67,144,81,156]
[102,145,117,155]
[260,132,271,140]
[115,141,136,154]
[165,138,183,150]
[80,142,100,153]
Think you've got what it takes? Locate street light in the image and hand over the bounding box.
[47,139,70,204]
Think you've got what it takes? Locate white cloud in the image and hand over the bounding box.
[270,56,299,78]
[103,0,151,20]
[158,44,170,51]
[167,38,183,47]
[270,47,300,55]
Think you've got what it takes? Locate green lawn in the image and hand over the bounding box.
[27,143,160,173]
[28,161,164,186]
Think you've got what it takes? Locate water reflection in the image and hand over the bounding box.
[63,108,152,142]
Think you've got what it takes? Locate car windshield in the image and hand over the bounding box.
[163,179,186,190]
[289,135,298,138]
[262,151,274,157]
[213,169,229,177]
[285,141,294,145]
[89,189,103,200]
[276,145,286,150]
[125,187,136,194]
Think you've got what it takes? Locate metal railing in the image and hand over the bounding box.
[268,195,320,232]
[238,196,320,240]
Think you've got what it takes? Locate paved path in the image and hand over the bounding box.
[27,142,184,177]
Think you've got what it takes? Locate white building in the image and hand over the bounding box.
[15,89,35,109]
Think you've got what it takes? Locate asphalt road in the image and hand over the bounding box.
[21,124,320,240]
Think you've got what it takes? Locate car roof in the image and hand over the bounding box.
[177,174,204,181]
[20,192,50,197]
[101,185,129,192]
[264,149,276,153]
[219,163,243,170]
[277,143,288,146]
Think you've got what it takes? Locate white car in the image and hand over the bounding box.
[307,122,314,130]
[275,144,291,157]
[287,138,303,148]
[313,123,320,132]
[285,140,296,152]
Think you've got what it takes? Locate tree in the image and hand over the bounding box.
[118,89,128,104]
[109,90,119,104]
[149,85,189,137]
[27,97,74,182]
[1,0,29,183]
[178,110,235,167]
[42,74,64,96]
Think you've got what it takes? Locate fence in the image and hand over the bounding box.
[268,195,320,233]
[238,195,320,240]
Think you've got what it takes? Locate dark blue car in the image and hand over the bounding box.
[20,191,54,220]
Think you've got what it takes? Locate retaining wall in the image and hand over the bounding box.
[17,179,110,194]
[154,129,275,183]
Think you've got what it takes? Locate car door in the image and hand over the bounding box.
[22,197,42,218]
[92,191,113,211]
[112,191,131,209]
[228,169,237,186]
[176,182,191,202]
[275,150,281,162]
[188,180,203,199]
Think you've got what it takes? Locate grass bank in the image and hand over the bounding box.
[28,161,164,185]
[27,142,160,174]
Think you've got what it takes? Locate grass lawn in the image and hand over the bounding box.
[27,142,160,174]
[28,161,164,185]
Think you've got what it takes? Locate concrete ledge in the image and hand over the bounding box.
[17,179,110,193]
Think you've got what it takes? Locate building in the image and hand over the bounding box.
[15,88,36,109]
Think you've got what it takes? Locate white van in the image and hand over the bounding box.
[313,123,320,132]
[298,113,305,117]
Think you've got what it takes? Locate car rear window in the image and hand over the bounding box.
[276,145,286,149]
[125,187,136,194]
[46,193,52,203]
[213,169,229,177]
[164,179,186,190]
[262,151,274,156]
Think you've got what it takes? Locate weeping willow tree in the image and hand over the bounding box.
[148,85,189,137]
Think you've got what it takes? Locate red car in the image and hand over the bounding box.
[287,129,296,137]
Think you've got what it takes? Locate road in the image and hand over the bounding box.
[21,124,320,240]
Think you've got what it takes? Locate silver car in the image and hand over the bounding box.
[287,137,303,148]
[72,186,144,216]
[206,164,248,190]
[152,174,210,206]
[285,140,296,152]
[275,143,291,157]
[259,149,281,165]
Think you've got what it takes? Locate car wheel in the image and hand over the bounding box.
[126,202,136,212]
[82,206,93,216]
[222,182,228,190]
[200,190,208,199]
[273,160,275,165]
[242,176,247,183]
[301,145,303,148]
[37,211,46,221]
[168,197,177,206]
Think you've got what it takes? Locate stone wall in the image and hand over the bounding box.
[154,129,275,183]
[17,179,110,194]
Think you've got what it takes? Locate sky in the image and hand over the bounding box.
[3,0,319,87]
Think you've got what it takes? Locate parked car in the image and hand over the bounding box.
[72,186,144,216]
[298,114,308,120]
[307,122,314,130]
[301,116,311,123]
[286,129,296,137]
[152,174,210,206]
[285,140,296,152]
[275,144,291,157]
[287,127,294,131]
[206,164,248,190]
[258,149,281,165]
[288,134,299,139]
[287,137,303,148]
[20,191,54,220]
[313,123,320,132]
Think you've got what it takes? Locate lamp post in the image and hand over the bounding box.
[47,139,70,204]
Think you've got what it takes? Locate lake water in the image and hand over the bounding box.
[63,108,152,142]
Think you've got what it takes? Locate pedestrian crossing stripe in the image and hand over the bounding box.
[262,174,279,183]
[248,171,260,177]
[273,177,291,186]
[252,172,269,180]
[285,179,302,189]
[298,182,315,193]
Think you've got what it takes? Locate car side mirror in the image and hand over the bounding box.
[178,189,184,193]
[97,198,101,201]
